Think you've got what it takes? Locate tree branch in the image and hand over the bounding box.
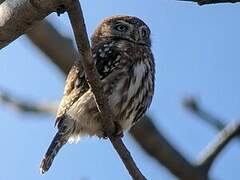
[26,20,77,74]
[178,0,240,5]
[197,121,240,172]
[0,88,57,114]
[184,97,240,173]
[130,117,207,180]
[66,1,146,179]
[183,97,225,130]
[0,0,73,49]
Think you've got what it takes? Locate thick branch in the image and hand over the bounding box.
[0,0,73,49]
[66,1,146,179]
[26,20,77,74]
[197,121,240,172]
[178,0,240,5]
[130,117,207,180]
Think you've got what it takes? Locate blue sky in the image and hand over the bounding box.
[1,0,240,179]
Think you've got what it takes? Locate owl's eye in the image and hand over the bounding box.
[141,28,148,38]
[115,24,128,32]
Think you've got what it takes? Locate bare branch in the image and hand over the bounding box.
[183,97,225,130]
[178,0,240,5]
[0,88,57,114]
[130,117,207,180]
[26,20,76,74]
[197,121,240,172]
[0,0,73,49]
[66,1,146,179]
[66,0,115,136]
[184,98,240,173]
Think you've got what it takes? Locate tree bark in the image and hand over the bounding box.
[0,0,72,49]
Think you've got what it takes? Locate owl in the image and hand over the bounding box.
[40,15,155,174]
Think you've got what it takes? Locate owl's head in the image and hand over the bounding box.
[91,15,151,47]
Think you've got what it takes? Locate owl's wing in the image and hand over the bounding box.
[94,44,121,80]
[55,43,121,127]
[55,63,89,127]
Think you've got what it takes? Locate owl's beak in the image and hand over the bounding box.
[131,31,140,42]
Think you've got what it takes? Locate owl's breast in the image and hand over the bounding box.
[103,60,152,131]
[93,40,154,130]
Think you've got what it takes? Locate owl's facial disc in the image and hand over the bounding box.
[110,20,150,46]
[91,16,151,47]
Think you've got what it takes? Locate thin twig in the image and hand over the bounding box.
[183,97,225,130]
[66,0,115,136]
[0,88,57,114]
[197,121,240,172]
[184,97,240,173]
[66,1,146,179]
[178,0,240,5]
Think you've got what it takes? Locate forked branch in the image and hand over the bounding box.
[197,121,240,172]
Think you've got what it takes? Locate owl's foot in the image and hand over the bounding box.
[113,121,124,138]
[102,121,123,139]
[102,133,108,139]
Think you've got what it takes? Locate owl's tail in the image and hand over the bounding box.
[39,131,68,174]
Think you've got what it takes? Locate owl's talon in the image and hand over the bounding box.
[102,132,108,139]
[113,121,124,138]
[101,122,123,139]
